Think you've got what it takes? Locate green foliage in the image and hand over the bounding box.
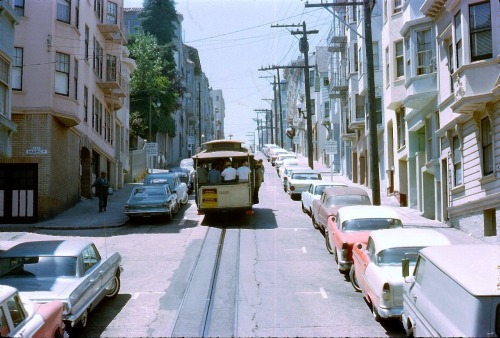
[140,0,178,46]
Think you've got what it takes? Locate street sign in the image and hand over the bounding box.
[146,142,158,156]
[293,137,300,145]
[325,140,337,154]
[188,136,195,145]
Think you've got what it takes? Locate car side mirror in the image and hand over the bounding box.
[402,258,410,278]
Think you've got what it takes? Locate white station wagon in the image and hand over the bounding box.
[301,181,347,215]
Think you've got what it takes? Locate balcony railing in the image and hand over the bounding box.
[97,3,126,41]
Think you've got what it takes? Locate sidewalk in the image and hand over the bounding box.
[0,183,137,231]
[292,153,496,245]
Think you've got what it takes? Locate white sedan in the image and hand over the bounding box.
[286,170,322,200]
[350,228,450,322]
[301,181,347,215]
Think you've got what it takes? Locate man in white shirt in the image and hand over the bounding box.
[221,161,237,182]
[236,160,251,182]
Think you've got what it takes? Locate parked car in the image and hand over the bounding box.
[272,151,295,167]
[277,158,300,177]
[301,181,348,215]
[125,184,178,221]
[325,205,403,274]
[144,172,189,206]
[179,158,195,191]
[263,144,280,160]
[280,166,311,192]
[402,244,500,337]
[0,240,122,332]
[274,153,297,171]
[285,170,322,200]
[350,228,450,322]
[168,167,194,194]
[311,186,371,233]
[0,285,65,338]
[268,148,287,164]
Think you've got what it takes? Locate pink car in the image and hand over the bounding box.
[325,205,403,274]
[0,285,65,338]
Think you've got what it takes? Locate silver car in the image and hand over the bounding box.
[125,184,178,220]
[0,240,122,333]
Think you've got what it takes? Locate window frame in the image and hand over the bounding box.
[55,52,70,96]
[14,0,25,16]
[12,47,23,91]
[395,40,404,79]
[56,0,71,24]
[452,135,463,186]
[481,116,493,176]
[416,28,432,76]
[469,1,492,62]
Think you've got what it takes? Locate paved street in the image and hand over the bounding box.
[0,153,496,337]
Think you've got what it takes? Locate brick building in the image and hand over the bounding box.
[0,0,133,223]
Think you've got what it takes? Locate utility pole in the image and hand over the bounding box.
[254,109,271,146]
[276,70,284,148]
[259,74,285,148]
[305,0,380,205]
[198,82,202,148]
[261,99,274,144]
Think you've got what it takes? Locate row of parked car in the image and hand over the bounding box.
[263,143,500,337]
[124,159,195,222]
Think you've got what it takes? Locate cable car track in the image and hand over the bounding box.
[170,226,241,337]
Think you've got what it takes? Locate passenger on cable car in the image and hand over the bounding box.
[221,161,238,183]
[236,160,251,182]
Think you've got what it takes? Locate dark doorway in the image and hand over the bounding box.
[0,163,38,223]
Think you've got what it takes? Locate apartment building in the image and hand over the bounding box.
[421,0,499,237]
[210,89,225,141]
[0,0,131,223]
[0,0,18,159]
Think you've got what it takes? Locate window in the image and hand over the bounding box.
[355,94,364,121]
[0,57,8,117]
[74,58,78,99]
[453,135,462,186]
[481,117,493,175]
[383,0,387,22]
[426,116,433,162]
[469,1,492,61]
[309,70,315,87]
[93,95,101,132]
[14,0,24,16]
[323,77,329,86]
[375,97,382,125]
[84,86,88,122]
[397,106,406,148]
[394,0,402,14]
[85,26,89,60]
[106,55,117,81]
[385,47,389,85]
[57,0,71,23]
[6,295,27,327]
[395,41,404,78]
[324,101,330,118]
[94,0,103,22]
[448,42,454,93]
[12,47,23,90]
[82,244,101,272]
[107,2,118,24]
[352,5,357,22]
[75,0,80,28]
[55,52,70,95]
[93,38,103,78]
[353,43,358,72]
[416,29,432,75]
[105,109,111,143]
[454,12,463,69]
[373,42,380,70]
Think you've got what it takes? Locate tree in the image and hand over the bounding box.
[129,34,179,139]
[140,0,178,46]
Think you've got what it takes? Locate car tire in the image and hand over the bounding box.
[105,272,121,298]
[324,229,334,254]
[66,308,89,336]
[181,192,189,205]
[172,202,179,215]
[311,215,319,230]
[349,266,361,292]
[372,303,381,322]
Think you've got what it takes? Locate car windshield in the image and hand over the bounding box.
[341,218,403,232]
[133,187,165,196]
[0,256,77,278]
[315,185,336,195]
[326,195,371,206]
[292,174,320,180]
[376,247,422,266]
[144,177,174,186]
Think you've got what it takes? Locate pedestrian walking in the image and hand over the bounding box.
[253,160,264,203]
[92,171,110,212]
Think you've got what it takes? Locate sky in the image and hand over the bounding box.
[123,0,334,146]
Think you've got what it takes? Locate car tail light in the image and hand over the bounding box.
[382,283,390,300]
[290,186,295,191]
